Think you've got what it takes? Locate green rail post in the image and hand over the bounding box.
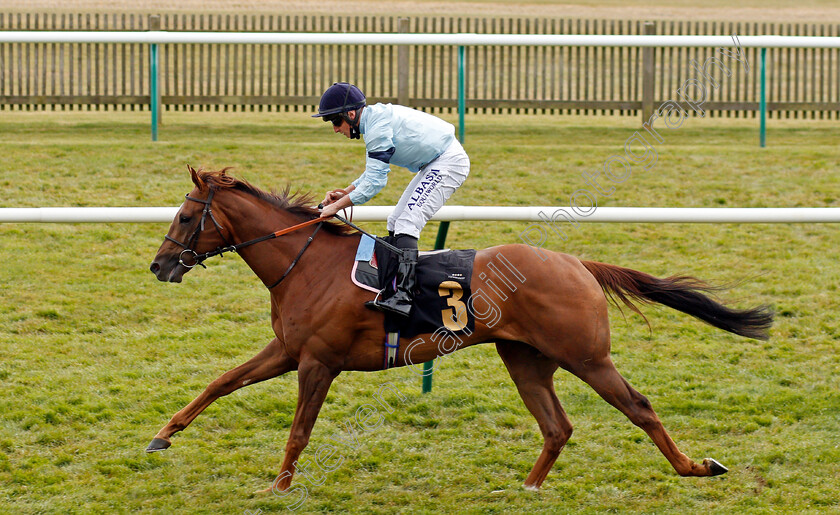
[433,221,451,251]
[149,15,161,142]
[457,45,465,143]
[150,43,159,142]
[422,47,463,394]
[759,47,767,148]
[421,220,451,394]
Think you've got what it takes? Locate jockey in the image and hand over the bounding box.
[315,82,470,318]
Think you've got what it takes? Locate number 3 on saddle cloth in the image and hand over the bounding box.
[351,235,477,368]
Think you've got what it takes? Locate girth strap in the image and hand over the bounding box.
[384,331,399,369]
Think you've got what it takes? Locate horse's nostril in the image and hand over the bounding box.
[150,262,160,274]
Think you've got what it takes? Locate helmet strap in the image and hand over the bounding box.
[343,109,362,140]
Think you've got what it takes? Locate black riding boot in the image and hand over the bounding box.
[368,234,418,318]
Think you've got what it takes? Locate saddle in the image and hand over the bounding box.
[352,235,476,341]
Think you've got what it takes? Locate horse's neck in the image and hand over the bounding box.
[223,196,357,289]
[230,201,304,242]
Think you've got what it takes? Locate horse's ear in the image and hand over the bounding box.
[187,165,201,188]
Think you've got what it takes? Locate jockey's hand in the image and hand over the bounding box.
[321,188,347,206]
[319,195,353,219]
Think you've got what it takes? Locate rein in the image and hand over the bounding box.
[195,217,323,266]
[167,190,403,290]
[316,203,403,256]
[166,190,323,289]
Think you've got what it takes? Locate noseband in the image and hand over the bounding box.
[164,188,323,289]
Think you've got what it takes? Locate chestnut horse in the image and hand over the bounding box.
[148,167,772,493]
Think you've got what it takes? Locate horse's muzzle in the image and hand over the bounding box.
[150,257,185,283]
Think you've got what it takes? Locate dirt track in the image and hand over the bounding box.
[4,0,840,23]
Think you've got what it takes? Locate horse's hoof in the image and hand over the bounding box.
[146,437,172,453]
[704,457,728,476]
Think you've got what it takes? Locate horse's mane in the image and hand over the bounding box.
[192,168,357,236]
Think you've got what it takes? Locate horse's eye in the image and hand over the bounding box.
[179,215,192,224]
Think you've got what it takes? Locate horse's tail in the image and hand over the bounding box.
[580,260,773,341]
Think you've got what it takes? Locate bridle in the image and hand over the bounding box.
[164,188,323,289]
[165,189,229,269]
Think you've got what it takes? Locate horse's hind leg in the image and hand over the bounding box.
[146,337,297,452]
[496,340,573,490]
[572,356,727,477]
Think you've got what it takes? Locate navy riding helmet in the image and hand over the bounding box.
[313,82,366,139]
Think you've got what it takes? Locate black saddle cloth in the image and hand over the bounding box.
[355,243,476,339]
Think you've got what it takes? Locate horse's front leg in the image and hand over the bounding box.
[146,337,298,452]
[266,357,338,494]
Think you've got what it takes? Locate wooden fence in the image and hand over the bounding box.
[1,12,838,119]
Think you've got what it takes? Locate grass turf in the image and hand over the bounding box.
[0,110,838,513]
